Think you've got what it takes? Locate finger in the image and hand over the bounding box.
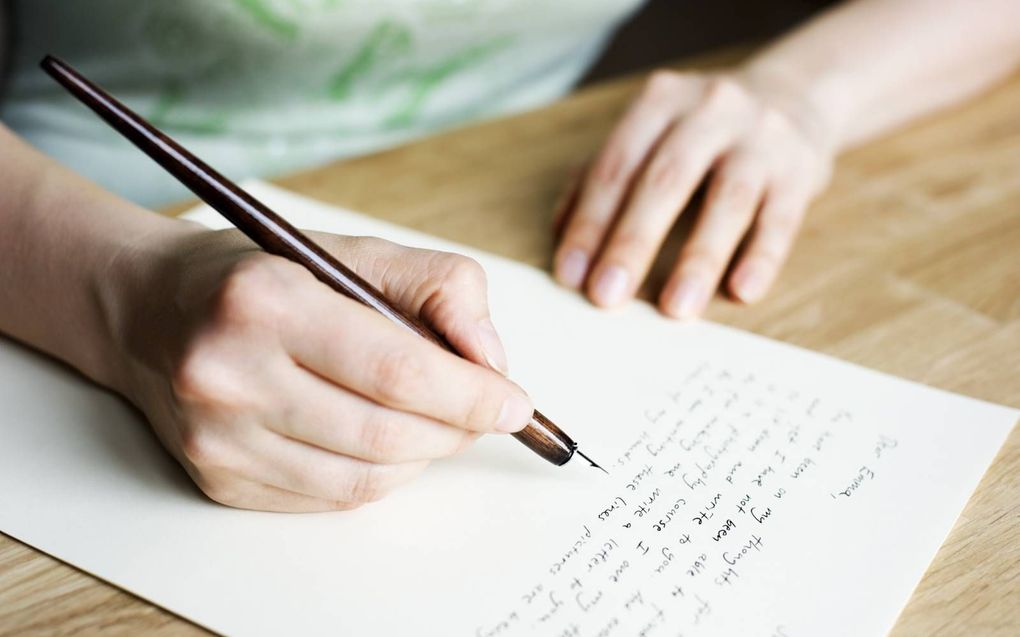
[412,254,508,375]
[554,73,694,289]
[552,162,589,239]
[176,415,429,505]
[249,429,431,504]
[585,100,745,308]
[659,152,767,318]
[270,364,475,464]
[727,184,812,303]
[193,474,361,513]
[283,290,533,434]
[309,234,509,375]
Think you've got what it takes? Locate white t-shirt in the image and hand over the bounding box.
[1,0,643,206]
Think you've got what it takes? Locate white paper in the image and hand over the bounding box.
[0,181,1015,637]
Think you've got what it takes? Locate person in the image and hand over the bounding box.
[0,0,1017,512]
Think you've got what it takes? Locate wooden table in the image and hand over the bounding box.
[1,48,1018,637]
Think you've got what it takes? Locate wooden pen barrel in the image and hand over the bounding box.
[515,411,576,466]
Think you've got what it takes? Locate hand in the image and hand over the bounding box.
[108,227,532,512]
[553,69,834,317]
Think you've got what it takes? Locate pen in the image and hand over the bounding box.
[41,55,607,473]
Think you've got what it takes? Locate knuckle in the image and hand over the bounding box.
[717,175,758,210]
[332,500,362,512]
[644,153,690,191]
[704,76,743,105]
[348,235,392,255]
[591,148,627,186]
[344,237,405,284]
[680,245,726,275]
[195,478,241,507]
[697,78,751,125]
[180,428,230,469]
[368,348,423,406]
[213,259,284,327]
[170,349,220,406]
[170,347,252,414]
[607,230,656,261]
[423,253,488,309]
[193,479,235,503]
[440,254,487,291]
[565,216,611,250]
[361,413,407,462]
[348,465,388,503]
[644,70,683,99]
[763,206,804,234]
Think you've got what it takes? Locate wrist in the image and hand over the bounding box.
[736,55,852,157]
[92,210,205,399]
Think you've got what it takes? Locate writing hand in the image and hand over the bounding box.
[110,228,532,511]
[553,70,833,317]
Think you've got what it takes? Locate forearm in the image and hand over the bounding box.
[740,0,1020,152]
[0,124,195,391]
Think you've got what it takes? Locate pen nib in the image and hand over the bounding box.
[576,449,609,475]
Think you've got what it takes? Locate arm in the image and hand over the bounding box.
[743,0,1020,150]
[554,0,1020,316]
[0,124,532,511]
[0,123,173,390]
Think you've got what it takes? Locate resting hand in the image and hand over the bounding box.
[553,70,833,317]
[110,228,531,512]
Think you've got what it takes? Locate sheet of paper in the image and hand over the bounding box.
[0,181,1015,637]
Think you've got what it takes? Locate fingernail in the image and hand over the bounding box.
[496,393,532,433]
[667,277,707,319]
[592,265,630,307]
[477,318,509,375]
[557,249,589,288]
[734,268,768,303]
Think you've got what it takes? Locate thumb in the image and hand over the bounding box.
[309,232,510,375]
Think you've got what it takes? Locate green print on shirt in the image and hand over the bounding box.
[383,35,513,128]
[144,2,517,135]
[150,82,229,135]
[232,0,349,40]
[232,0,300,40]
[328,21,413,100]
[327,20,514,129]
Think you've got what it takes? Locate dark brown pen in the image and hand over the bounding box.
[41,55,606,473]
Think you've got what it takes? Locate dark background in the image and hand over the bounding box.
[583,0,830,83]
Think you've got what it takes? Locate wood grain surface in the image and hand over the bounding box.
[1,47,1017,636]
